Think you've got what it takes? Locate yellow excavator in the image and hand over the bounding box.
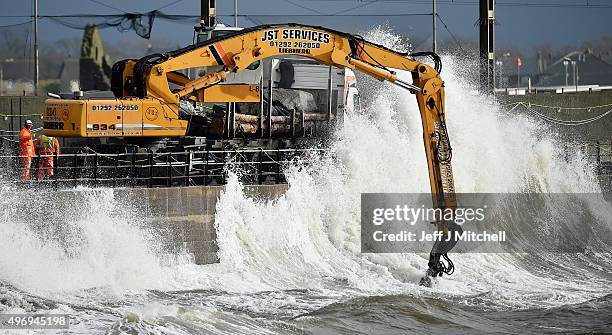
[43,23,459,284]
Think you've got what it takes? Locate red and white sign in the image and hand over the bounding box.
[515,58,522,67]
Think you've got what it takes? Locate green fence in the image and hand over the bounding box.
[0,96,46,142]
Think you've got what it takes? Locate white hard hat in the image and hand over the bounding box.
[25,120,33,125]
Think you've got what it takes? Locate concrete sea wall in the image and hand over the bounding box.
[499,91,612,141]
[8,184,289,265]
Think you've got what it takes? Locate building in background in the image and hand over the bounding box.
[57,58,80,92]
[536,50,612,87]
[0,58,35,95]
[499,49,612,90]
[79,25,112,91]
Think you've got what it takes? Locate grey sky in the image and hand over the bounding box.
[1,0,610,53]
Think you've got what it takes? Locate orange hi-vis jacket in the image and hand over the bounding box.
[19,127,36,157]
[36,135,60,156]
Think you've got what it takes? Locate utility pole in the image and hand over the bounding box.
[201,0,216,28]
[234,0,238,27]
[33,0,39,96]
[196,1,216,43]
[479,0,495,94]
[432,0,436,53]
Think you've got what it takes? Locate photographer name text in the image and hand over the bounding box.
[372,230,506,242]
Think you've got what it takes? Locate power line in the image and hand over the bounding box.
[84,0,126,13]
[412,34,432,50]
[0,20,32,28]
[235,13,431,17]
[155,0,187,11]
[279,0,326,14]
[300,0,612,9]
[24,20,32,88]
[332,0,381,15]
[243,15,265,26]
[0,13,433,19]
[436,13,464,53]
[0,11,432,40]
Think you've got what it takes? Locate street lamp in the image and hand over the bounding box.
[515,58,522,90]
[563,59,570,86]
[571,60,577,91]
[495,59,503,89]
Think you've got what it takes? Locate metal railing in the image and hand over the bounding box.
[1,140,610,189]
[593,141,612,175]
[0,148,326,189]
[561,141,612,175]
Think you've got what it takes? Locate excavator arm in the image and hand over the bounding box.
[127,23,458,282]
[59,24,460,282]
[128,23,459,282]
[132,25,455,200]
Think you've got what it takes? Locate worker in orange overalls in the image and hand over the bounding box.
[35,133,60,180]
[18,119,36,182]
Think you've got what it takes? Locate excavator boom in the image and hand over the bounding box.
[44,24,458,281]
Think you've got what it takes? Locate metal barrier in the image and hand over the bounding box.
[0,148,326,188]
[1,141,610,189]
[561,141,612,175]
[594,141,612,175]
